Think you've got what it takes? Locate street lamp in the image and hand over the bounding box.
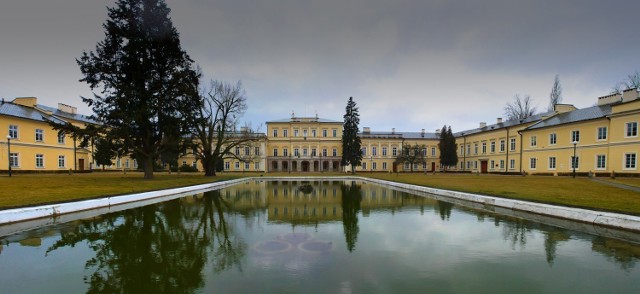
[7,135,11,177]
[572,141,577,178]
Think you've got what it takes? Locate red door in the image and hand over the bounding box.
[481,161,488,173]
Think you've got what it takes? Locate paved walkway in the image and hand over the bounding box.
[590,178,640,193]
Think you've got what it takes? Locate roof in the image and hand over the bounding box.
[526,105,612,130]
[37,104,99,125]
[454,111,555,137]
[0,102,66,124]
[266,117,342,124]
[360,131,439,140]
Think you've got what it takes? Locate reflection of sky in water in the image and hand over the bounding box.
[0,181,639,293]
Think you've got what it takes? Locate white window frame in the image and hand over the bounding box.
[36,154,44,168]
[597,127,607,141]
[35,129,44,142]
[625,122,638,138]
[58,132,65,144]
[499,140,505,152]
[571,130,580,143]
[509,159,515,170]
[548,157,556,170]
[490,141,496,153]
[9,153,19,167]
[624,153,637,170]
[530,158,537,170]
[596,155,606,170]
[530,136,537,147]
[570,156,579,170]
[273,129,278,137]
[58,155,66,168]
[510,138,516,151]
[9,125,18,139]
[549,133,557,145]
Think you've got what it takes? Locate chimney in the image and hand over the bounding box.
[479,122,487,128]
[391,128,395,134]
[421,128,425,137]
[363,127,371,134]
[58,103,77,114]
[497,118,502,124]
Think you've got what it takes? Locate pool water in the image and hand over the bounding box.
[1,180,639,293]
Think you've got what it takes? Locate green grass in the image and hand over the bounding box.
[0,172,243,209]
[1,171,639,216]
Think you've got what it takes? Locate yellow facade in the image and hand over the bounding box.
[3,88,639,176]
[1,97,94,173]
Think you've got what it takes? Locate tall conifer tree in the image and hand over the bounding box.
[341,97,362,173]
[439,125,458,170]
[77,0,199,179]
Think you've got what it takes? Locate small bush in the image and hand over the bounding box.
[179,164,199,173]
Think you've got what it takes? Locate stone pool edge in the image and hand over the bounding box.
[1,176,639,233]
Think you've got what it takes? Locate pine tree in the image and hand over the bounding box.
[341,97,362,173]
[439,125,458,170]
[77,0,200,179]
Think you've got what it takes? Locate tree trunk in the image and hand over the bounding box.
[143,156,154,179]
[204,157,217,177]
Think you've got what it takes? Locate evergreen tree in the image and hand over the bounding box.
[94,138,117,170]
[341,97,362,173]
[77,0,200,179]
[439,125,458,170]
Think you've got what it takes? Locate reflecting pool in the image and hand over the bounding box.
[1,180,639,293]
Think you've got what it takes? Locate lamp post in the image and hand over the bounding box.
[7,135,11,177]
[572,141,577,178]
[370,156,373,174]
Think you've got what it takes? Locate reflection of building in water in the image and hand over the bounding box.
[215,181,436,224]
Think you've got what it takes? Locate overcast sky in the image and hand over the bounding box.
[1,0,639,133]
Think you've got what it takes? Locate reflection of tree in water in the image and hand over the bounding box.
[592,236,640,271]
[435,200,454,221]
[341,183,362,252]
[543,228,570,266]
[500,218,532,250]
[46,190,246,293]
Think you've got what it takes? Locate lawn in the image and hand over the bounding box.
[1,171,639,216]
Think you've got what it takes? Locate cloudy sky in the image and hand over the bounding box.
[1,0,639,133]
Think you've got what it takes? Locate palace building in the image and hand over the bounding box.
[1,88,639,175]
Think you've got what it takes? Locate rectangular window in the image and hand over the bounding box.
[255,147,260,156]
[382,147,388,156]
[244,146,250,156]
[311,129,316,137]
[474,161,478,169]
[303,148,308,156]
[35,129,44,142]
[361,147,367,156]
[235,162,240,169]
[283,148,288,157]
[571,130,580,143]
[530,136,537,147]
[235,147,240,155]
[36,154,44,168]
[294,149,300,157]
[597,127,607,140]
[431,147,436,157]
[509,159,515,169]
[500,140,505,152]
[625,153,637,169]
[382,162,387,170]
[332,149,337,156]
[303,130,308,137]
[273,148,278,157]
[225,162,230,170]
[530,158,536,169]
[422,148,427,157]
[245,162,250,170]
[626,122,638,137]
[510,138,516,151]
[255,162,260,170]
[362,162,367,170]
[58,155,65,168]
[9,125,18,139]
[283,129,288,137]
[499,160,504,169]
[311,148,317,156]
[322,148,327,156]
[294,129,299,137]
[596,155,606,169]
[482,142,486,154]
[9,153,18,167]
[549,133,557,145]
[474,143,478,154]
[192,161,198,168]
[332,129,337,137]
[467,161,471,169]
[549,157,556,169]
[58,132,65,144]
[273,129,278,137]
[490,160,495,169]
[322,129,327,137]
[372,146,377,156]
[571,156,579,169]
[490,141,495,153]
[116,158,121,168]
[460,145,464,155]
[392,147,397,157]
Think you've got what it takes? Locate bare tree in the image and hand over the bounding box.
[548,75,563,111]
[395,144,427,172]
[504,94,537,121]
[188,79,260,176]
[611,70,640,94]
